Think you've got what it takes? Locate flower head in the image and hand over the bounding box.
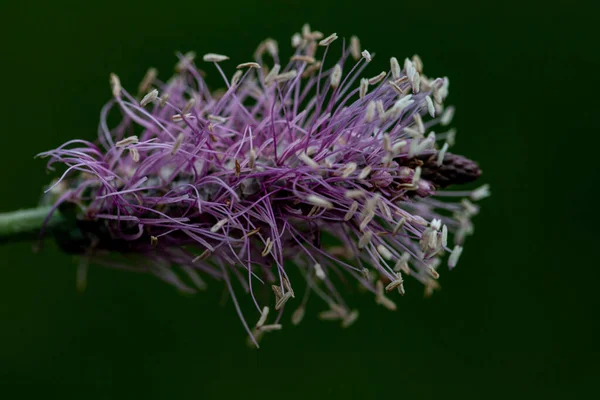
[39,24,489,347]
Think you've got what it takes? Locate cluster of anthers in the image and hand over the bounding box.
[39,24,489,347]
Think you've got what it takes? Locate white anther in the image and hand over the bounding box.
[140,89,159,106]
[390,57,401,79]
[319,33,338,46]
[358,231,372,249]
[344,201,359,221]
[237,62,261,69]
[116,136,139,148]
[210,218,228,233]
[471,184,491,201]
[314,263,326,280]
[203,53,229,62]
[448,245,463,269]
[331,64,342,89]
[306,195,333,209]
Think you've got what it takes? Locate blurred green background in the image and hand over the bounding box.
[0,0,597,398]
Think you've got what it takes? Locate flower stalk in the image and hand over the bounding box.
[0,206,65,244]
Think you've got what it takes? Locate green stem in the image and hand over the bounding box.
[0,206,65,244]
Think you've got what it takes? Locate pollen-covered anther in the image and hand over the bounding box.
[261,237,273,257]
[471,184,491,201]
[203,53,229,62]
[359,78,369,99]
[437,142,449,166]
[358,231,372,249]
[237,62,261,69]
[248,149,257,169]
[344,190,364,199]
[181,98,196,114]
[375,281,397,311]
[385,272,405,295]
[390,57,401,79]
[341,310,359,328]
[394,253,411,274]
[314,263,326,280]
[428,265,440,279]
[297,152,319,168]
[109,73,121,98]
[291,33,303,48]
[338,162,357,178]
[256,306,270,328]
[448,245,463,269]
[330,64,342,89]
[393,217,407,234]
[116,136,139,148]
[274,70,298,83]
[318,303,348,321]
[319,33,338,46]
[359,211,375,231]
[138,67,158,94]
[291,55,316,63]
[291,306,305,325]
[377,244,393,260]
[171,132,185,155]
[358,165,372,180]
[258,324,282,332]
[231,70,243,87]
[150,236,158,247]
[140,89,159,106]
[273,285,294,310]
[350,36,361,60]
[129,147,140,162]
[210,218,228,233]
[368,71,386,85]
[361,50,372,62]
[306,195,333,209]
[264,64,281,86]
[171,113,193,122]
[344,201,359,221]
[441,106,455,126]
[365,101,376,122]
[207,114,228,124]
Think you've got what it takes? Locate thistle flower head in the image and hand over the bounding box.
[39,25,489,347]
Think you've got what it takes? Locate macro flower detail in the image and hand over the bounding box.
[38,24,489,347]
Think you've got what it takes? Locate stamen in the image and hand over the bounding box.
[116,136,139,147]
[368,71,386,85]
[350,36,361,60]
[448,245,463,269]
[203,53,229,62]
[471,184,491,201]
[390,57,401,79]
[377,244,393,260]
[361,50,372,62]
[319,33,338,46]
[109,73,121,98]
[261,237,273,257]
[358,231,372,249]
[210,218,228,233]
[425,96,435,117]
[331,64,342,89]
[359,78,369,99]
[140,89,159,106]
[306,195,333,209]
[138,67,158,94]
[237,62,261,69]
[314,263,326,279]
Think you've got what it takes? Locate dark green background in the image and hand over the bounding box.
[1,0,597,398]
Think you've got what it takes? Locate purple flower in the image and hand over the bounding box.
[39,25,489,347]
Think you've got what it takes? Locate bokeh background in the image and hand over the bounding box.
[1,0,598,398]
